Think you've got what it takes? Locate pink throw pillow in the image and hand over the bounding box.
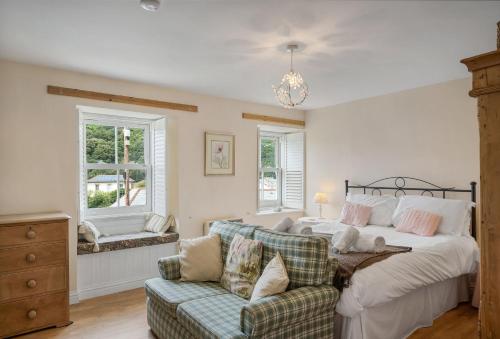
[340,202,372,227]
[395,208,442,236]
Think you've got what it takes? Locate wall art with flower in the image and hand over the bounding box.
[205,132,235,175]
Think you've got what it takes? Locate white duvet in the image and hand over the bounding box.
[312,222,479,317]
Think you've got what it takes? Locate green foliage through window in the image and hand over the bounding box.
[260,137,277,168]
[87,189,125,208]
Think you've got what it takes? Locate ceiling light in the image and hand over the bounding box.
[272,44,309,109]
[140,0,160,12]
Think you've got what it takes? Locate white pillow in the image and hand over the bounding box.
[250,252,289,302]
[78,220,101,253]
[144,214,168,233]
[346,193,398,226]
[179,233,223,282]
[78,220,101,242]
[392,195,472,236]
[272,217,294,232]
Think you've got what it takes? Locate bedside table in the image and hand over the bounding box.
[297,216,335,226]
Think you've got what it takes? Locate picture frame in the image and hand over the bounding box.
[205,132,235,176]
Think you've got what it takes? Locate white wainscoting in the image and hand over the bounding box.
[76,243,176,301]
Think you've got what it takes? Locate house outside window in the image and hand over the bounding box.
[258,126,304,212]
[79,106,167,220]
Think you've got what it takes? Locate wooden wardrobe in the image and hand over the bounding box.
[461,22,500,339]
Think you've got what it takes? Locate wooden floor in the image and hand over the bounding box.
[16,288,478,339]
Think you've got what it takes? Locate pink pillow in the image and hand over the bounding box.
[395,208,442,236]
[339,202,372,227]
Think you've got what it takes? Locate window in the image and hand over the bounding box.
[79,107,167,219]
[258,127,304,212]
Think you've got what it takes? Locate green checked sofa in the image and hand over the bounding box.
[145,221,340,339]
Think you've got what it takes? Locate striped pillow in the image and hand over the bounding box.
[395,208,442,236]
[339,202,372,227]
[144,214,167,233]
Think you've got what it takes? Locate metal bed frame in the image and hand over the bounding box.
[345,176,477,238]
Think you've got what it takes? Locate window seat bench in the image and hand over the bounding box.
[77,231,179,255]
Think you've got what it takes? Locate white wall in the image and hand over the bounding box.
[305,78,479,218]
[0,60,304,293]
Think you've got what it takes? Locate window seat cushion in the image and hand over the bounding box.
[77,231,179,255]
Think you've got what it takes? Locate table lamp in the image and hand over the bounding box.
[313,192,328,218]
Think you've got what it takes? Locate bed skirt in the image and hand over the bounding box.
[336,275,470,339]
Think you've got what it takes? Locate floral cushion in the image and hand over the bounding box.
[221,233,263,299]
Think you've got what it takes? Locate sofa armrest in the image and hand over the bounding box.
[324,256,339,285]
[240,285,339,337]
[158,255,181,280]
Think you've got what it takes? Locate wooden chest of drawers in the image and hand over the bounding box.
[0,212,71,338]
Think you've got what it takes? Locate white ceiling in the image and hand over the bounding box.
[0,1,499,109]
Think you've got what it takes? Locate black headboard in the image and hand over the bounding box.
[345,177,477,238]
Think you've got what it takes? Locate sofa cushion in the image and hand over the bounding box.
[177,293,248,339]
[144,278,228,318]
[253,228,330,289]
[146,295,195,339]
[179,233,223,282]
[221,234,263,299]
[209,221,260,263]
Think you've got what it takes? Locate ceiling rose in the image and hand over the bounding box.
[272,44,309,109]
[140,0,160,12]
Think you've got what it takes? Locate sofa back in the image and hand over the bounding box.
[209,221,330,289]
[253,228,330,289]
[209,221,260,263]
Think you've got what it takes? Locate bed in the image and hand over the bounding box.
[311,177,480,339]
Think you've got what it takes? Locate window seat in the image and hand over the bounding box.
[77,231,179,255]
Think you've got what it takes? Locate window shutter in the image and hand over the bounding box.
[79,118,87,222]
[282,132,304,209]
[152,118,167,217]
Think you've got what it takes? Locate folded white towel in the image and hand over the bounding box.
[288,224,313,235]
[332,226,359,254]
[352,234,386,253]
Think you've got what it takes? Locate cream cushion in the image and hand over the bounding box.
[250,252,289,302]
[179,233,223,282]
[78,220,101,253]
[144,214,168,233]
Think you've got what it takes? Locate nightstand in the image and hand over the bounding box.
[297,216,335,226]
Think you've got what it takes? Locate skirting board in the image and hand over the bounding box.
[70,291,80,305]
[76,276,156,301]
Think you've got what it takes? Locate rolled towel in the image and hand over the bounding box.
[332,226,359,254]
[272,217,294,232]
[351,234,386,253]
[287,224,313,235]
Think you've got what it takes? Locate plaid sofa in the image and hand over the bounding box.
[145,221,340,339]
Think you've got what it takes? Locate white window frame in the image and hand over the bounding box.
[80,112,153,218]
[258,132,283,210]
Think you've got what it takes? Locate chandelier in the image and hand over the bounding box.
[273,44,309,108]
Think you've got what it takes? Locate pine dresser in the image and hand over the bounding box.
[0,212,71,338]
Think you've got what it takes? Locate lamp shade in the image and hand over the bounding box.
[313,192,328,204]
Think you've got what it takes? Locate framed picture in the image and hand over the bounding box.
[205,132,235,176]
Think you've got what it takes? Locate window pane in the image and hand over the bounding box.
[86,124,116,164]
[118,169,147,207]
[262,171,278,201]
[86,169,120,209]
[118,127,145,164]
[260,137,276,168]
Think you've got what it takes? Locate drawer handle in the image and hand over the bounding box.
[26,253,36,263]
[27,309,37,320]
[27,279,37,288]
[26,229,37,239]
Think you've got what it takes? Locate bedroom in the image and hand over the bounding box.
[0,1,498,338]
